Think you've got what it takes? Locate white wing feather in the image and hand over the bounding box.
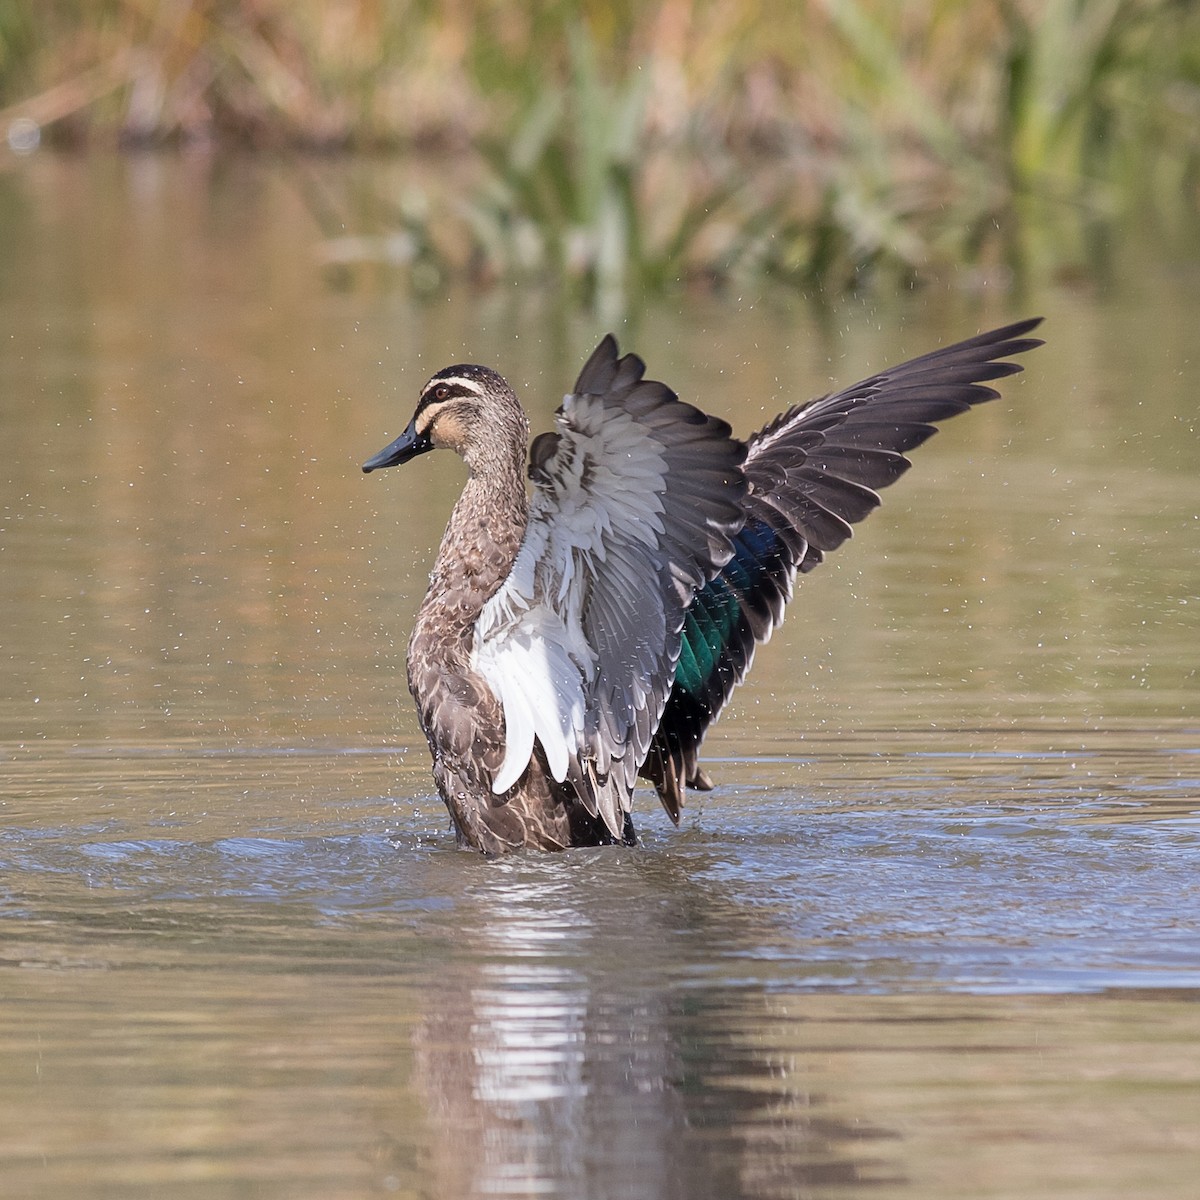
[475,396,668,795]
[471,340,746,834]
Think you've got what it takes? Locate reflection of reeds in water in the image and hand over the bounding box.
[3,2,1198,303]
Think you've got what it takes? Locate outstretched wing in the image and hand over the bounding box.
[642,317,1044,820]
[473,336,747,838]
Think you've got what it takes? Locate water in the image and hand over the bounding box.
[1,153,1199,1198]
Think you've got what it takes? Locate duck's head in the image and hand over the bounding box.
[363,363,528,476]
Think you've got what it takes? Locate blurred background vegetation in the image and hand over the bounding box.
[2,0,1199,307]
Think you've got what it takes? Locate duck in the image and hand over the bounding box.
[363,318,1042,854]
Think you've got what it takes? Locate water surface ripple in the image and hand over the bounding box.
[2,154,1199,1199]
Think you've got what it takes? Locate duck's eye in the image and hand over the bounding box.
[434,385,449,401]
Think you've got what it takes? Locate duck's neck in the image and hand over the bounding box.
[419,458,529,643]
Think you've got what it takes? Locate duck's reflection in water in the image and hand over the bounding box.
[414,870,684,1197]
[410,857,898,1199]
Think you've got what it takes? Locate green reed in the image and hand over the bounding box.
[3,1,1198,304]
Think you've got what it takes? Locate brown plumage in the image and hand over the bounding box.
[364,320,1043,854]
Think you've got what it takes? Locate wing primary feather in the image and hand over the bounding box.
[641,318,1042,818]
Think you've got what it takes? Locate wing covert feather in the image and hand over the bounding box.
[474,336,747,836]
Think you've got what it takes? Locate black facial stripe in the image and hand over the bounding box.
[414,378,483,419]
